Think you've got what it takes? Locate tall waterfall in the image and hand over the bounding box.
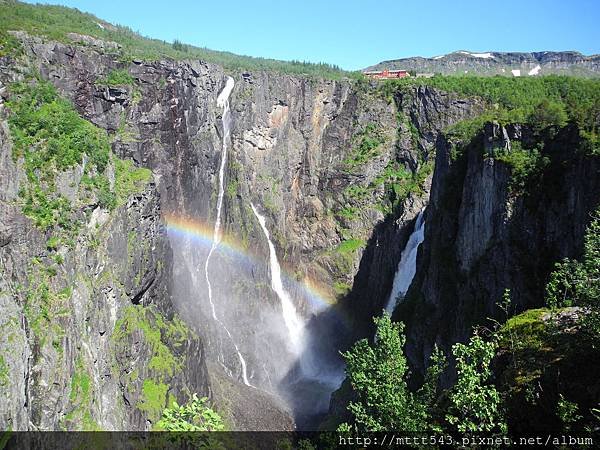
[250,203,304,352]
[204,77,251,386]
[385,210,426,315]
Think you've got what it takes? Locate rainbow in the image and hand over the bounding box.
[164,213,340,315]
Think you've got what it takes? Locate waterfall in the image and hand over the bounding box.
[385,210,426,315]
[250,203,304,353]
[204,77,252,387]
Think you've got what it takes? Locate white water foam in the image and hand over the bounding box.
[385,210,426,315]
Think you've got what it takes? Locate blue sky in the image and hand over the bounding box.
[27,0,600,70]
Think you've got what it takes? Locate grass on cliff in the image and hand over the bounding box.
[6,77,152,229]
[95,68,135,87]
[112,305,194,422]
[0,0,359,80]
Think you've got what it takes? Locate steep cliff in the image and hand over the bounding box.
[0,27,231,431]
[0,75,210,430]
[396,121,600,379]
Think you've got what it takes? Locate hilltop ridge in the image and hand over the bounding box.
[364,50,600,77]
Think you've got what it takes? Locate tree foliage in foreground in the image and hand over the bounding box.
[340,313,505,434]
[546,209,600,340]
[445,334,506,434]
[155,394,224,431]
[340,313,427,432]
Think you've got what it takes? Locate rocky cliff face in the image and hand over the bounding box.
[0,119,209,430]
[396,122,600,379]
[0,35,211,431]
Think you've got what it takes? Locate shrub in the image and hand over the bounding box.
[546,209,600,341]
[528,99,568,133]
[172,39,188,53]
[7,80,111,174]
[96,69,134,87]
[340,313,426,432]
[155,394,224,431]
[114,158,152,206]
[495,142,549,194]
[445,333,506,434]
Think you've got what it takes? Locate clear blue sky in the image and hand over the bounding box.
[27,0,600,70]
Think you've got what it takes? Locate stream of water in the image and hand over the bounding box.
[204,77,251,386]
[385,210,426,315]
[250,203,304,353]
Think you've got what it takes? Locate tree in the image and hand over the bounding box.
[172,39,188,53]
[340,312,426,432]
[445,333,506,434]
[546,209,600,341]
[417,345,447,432]
[155,394,224,431]
[528,99,568,133]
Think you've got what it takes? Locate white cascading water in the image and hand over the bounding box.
[385,210,426,315]
[250,203,304,353]
[204,77,252,386]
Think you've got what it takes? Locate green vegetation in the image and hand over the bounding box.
[113,305,189,379]
[0,1,359,80]
[339,313,427,432]
[7,78,152,232]
[339,213,600,437]
[95,68,134,87]
[7,78,107,230]
[386,76,600,197]
[333,280,352,297]
[494,142,549,194]
[8,79,110,173]
[336,239,364,254]
[326,238,365,283]
[155,393,225,431]
[529,99,568,134]
[498,308,549,353]
[557,394,582,432]
[381,75,599,140]
[171,39,188,53]
[69,357,91,404]
[0,28,22,57]
[22,259,70,351]
[445,334,506,434]
[343,123,386,170]
[339,313,503,435]
[0,355,8,387]
[546,209,600,341]
[226,178,239,200]
[137,379,169,422]
[377,159,433,215]
[114,159,152,206]
[112,305,196,422]
[64,355,101,430]
[382,76,600,175]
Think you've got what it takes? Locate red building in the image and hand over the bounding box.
[363,69,410,79]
